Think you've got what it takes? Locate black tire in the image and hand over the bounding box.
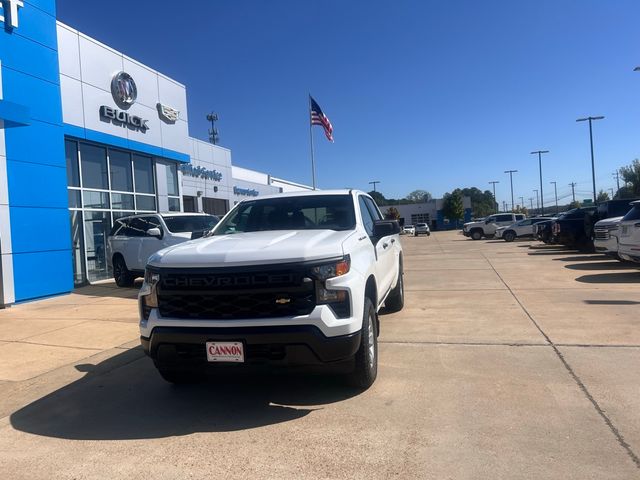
[384,261,404,313]
[113,255,135,287]
[348,297,378,389]
[471,230,482,240]
[504,231,516,242]
[157,368,204,384]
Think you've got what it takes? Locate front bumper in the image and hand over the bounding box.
[619,243,640,264]
[594,236,618,255]
[141,325,361,370]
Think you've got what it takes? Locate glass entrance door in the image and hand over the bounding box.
[83,211,111,282]
[69,211,86,286]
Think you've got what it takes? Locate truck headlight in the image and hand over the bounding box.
[310,256,350,280]
[139,267,160,320]
[310,257,351,318]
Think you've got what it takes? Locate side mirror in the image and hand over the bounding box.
[373,220,401,238]
[147,227,162,239]
[485,218,493,224]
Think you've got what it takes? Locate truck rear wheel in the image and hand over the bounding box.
[471,230,482,240]
[503,231,516,242]
[348,297,378,389]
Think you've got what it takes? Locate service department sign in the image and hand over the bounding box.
[111,71,137,109]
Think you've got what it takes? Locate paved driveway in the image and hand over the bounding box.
[1,231,639,479]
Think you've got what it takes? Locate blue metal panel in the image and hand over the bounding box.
[23,0,57,18]
[1,67,62,125]
[63,123,191,163]
[9,206,70,253]
[12,250,73,302]
[3,2,58,51]
[0,99,30,126]
[5,120,64,166]
[0,36,60,84]
[6,160,67,208]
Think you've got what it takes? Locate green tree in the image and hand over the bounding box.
[455,187,495,217]
[384,207,400,220]
[597,190,610,202]
[569,200,582,209]
[442,191,464,221]
[619,160,640,197]
[368,190,387,206]
[406,189,432,203]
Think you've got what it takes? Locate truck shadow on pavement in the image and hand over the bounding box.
[564,261,639,271]
[575,271,640,284]
[9,349,360,441]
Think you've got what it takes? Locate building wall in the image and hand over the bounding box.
[0,0,72,303]
[382,197,472,230]
[56,22,190,162]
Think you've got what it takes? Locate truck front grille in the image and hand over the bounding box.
[157,267,316,320]
[594,228,609,240]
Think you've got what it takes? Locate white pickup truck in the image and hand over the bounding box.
[463,213,526,240]
[139,190,404,388]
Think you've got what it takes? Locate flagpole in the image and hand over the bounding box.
[308,94,316,190]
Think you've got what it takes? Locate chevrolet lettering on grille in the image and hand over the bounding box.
[163,273,296,288]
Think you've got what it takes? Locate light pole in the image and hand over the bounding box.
[489,181,500,213]
[529,197,534,210]
[504,170,518,212]
[613,171,621,192]
[576,116,604,204]
[550,181,558,215]
[530,150,549,214]
[519,196,524,209]
[609,188,615,198]
[533,189,539,214]
[368,181,380,192]
[569,182,577,202]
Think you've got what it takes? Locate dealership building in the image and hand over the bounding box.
[0,1,310,307]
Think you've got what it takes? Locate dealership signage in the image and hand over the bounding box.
[234,186,259,197]
[100,105,149,132]
[0,0,24,29]
[180,164,222,181]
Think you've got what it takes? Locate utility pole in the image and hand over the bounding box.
[368,181,380,192]
[504,170,518,213]
[613,171,620,192]
[530,150,549,215]
[489,181,500,213]
[519,196,524,209]
[503,201,507,212]
[576,116,605,204]
[206,112,219,145]
[569,182,577,202]
[529,197,534,210]
[533,189,539,214]
[550,181,558,215]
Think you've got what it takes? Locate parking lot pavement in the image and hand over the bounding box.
[1,231,640,479]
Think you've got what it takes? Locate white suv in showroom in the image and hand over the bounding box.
[138,190,403,388]
[108,213,219,287]
[618,200,640,265]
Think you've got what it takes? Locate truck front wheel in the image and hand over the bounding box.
[348,297,378,389]
[471,230,483,240]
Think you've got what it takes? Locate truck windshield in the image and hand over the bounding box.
[213,194,356,234]
[162,215,219,233]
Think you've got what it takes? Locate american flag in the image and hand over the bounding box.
[310,96,334,142]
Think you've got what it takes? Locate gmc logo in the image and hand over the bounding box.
[163,274,295,288]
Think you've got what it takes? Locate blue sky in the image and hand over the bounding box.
[58,0,640,207]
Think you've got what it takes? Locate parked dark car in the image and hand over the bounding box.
[550,207,598,250]
[534,219,556,243]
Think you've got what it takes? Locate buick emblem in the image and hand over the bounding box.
[111,71,137,109]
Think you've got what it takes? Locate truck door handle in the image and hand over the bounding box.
[390,239,396,244]
[382,242,389,249]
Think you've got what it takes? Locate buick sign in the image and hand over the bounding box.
[100,106,149,133]
[111,71,137,108]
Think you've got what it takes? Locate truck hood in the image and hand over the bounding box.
[595,216,623,227]
[148,229,355,268]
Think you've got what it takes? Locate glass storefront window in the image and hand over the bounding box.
[109,150,133,192]
[80,143,109,189]
[68,189,81,208]
[83,190,110,209]
[168,197,181,211]
[66,140,80,187]
[112,211,135,222]
[111,193,135,210]
[83,211,111,283]
[136,195,156,211]
[166,163,179,196]
[69,211,86,286]
[133,155,155,194]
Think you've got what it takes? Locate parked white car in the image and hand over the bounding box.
[414,223,431,236]
[138,190,403,388]
[108,213,219,287]
[403,225,415,235]
[618,200,640,265]
[495,217,548,242]
[594,216,624,259]
[463,213,526,240]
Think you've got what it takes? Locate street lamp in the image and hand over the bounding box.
[550,181,558,215]
[504,170,518,212]
[519,196,524,209]
[530,150,549,214]
[576,116,605,204]
[489,181,499,213]
[533,189,539,213]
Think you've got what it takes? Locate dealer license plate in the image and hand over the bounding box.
[205,341,245,363]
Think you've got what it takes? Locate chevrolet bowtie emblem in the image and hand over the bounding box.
[275,298,291,304]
